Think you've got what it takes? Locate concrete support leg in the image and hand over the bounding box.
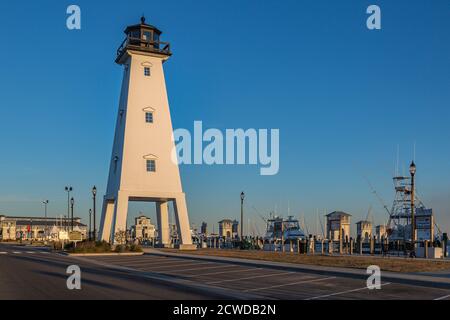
[99,200,115,242]
[111,192,129,244]
[173,194,195,249]
[156,201,170,247]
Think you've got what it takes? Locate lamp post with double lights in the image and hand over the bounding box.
[42,200,49,239]
[65,186,73,231]
[409,161,416,247]
[92,186,97,241]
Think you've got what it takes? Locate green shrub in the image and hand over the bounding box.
[66,241,112,253]
[65,241,142,254]
[114,244,143,253]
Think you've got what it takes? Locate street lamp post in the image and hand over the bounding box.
[89,209,92,241]
[240,192,245,242]
[71,197,75,232]
[92,186,97,242]
[65,186,73,231]
[409,161,416,247]
[42,200,49,239]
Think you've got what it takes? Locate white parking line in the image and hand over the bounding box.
[124,259,191,267]
[100,257,172,264]
[26,251,35,254]
[207,271,295,284]
[244,276,337,292]
[0,252,7,254]
[305,282,392,300]
[12,252,22,254]
[164,264,236,274]
[434,294,450,301]
[184,268,261,278]
[144,262,213,271]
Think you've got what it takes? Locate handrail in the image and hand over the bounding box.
[117,36,171,58]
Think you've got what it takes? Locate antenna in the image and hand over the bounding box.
[363,175,391,217]
[316,209,319,237]
[320,209,326,238]
[396,144,400,176]
[301,213,309,236]
[365,205,372,221]
[252,206,267,223]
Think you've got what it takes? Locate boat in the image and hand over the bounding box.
[264,214,306,242]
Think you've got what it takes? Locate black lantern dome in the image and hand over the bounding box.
[116,16,171,63]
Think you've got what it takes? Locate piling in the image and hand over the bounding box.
[370,236,375,255]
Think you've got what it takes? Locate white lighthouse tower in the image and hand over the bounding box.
[99,17,195,249]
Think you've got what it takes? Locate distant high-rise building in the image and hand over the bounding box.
[201,222,207,235]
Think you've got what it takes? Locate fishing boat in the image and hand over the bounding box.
[264,214,306,242]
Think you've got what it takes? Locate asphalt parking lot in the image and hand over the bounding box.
[80,252,450,300]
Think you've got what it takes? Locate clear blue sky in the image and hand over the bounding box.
[0,0,449,236]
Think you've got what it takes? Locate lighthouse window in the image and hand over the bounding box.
[146,160,156,172]
[130,30,140,39]
[144,67,151,77]
[154,33,160,49]
[145,112,153,123]
[142,31,152,42]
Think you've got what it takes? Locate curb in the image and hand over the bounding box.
[65,252,145,257]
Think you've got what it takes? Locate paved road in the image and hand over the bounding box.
[1,244,450,300]
[0,244,214,300]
